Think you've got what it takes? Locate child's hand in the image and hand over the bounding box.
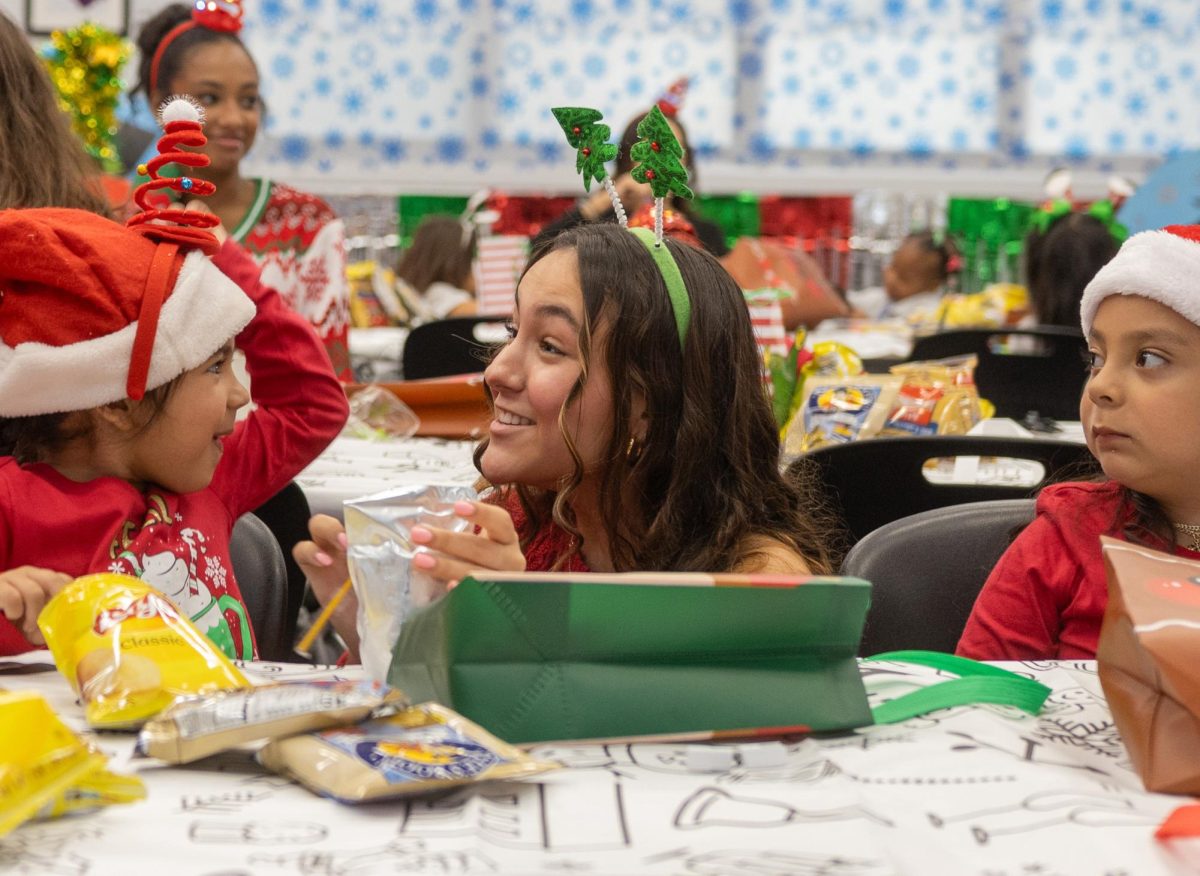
[409,500,525,586]
[0,566,72,645]
[293,515,350,606]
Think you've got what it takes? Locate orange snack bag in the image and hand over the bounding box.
[38,573,249,729]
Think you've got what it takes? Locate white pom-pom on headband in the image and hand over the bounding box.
[1080,225,1200,335]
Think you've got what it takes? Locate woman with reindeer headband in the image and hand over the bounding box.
[294,106,833,661]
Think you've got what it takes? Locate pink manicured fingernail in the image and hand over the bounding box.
[413,551,436,569]
[314,552,333,567]
[454,501,476,516]
[410,526,433,544]
[337,532,348,549]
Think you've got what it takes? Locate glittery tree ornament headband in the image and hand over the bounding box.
[551,107,624,225]
[628,105,694,246]
[550,105,692,348]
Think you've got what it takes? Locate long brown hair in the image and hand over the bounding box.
[396,216,476,294]
[0,13,110,215]
[474,223,836,574]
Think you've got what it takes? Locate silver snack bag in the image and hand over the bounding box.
[344,484,477,682]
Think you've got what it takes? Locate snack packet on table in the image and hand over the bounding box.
[38,573,250,729]
[137,679,408,765]
[784,375,902,454]
[258,702,556,803]
[344,485,478,682]
[881,354,984,437]
[344,384,421,440]
[0,690,145,837]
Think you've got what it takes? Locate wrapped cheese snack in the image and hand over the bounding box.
[259,702,555,803]
[138,679,407,764]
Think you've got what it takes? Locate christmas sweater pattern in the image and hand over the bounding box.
[106,492,253,660]
[233,180,351,379]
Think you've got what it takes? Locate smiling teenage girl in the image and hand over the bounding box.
[133,2,351,378]
[959,225,1200,659]
[295,222,836,660]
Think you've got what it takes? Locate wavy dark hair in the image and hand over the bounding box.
[1025,212,1118,327]
[0,13,110,215]
[396,216,477,294]
[132,3,258,102]
[473,223,836,574]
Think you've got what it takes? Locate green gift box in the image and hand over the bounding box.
[387,573,873,743]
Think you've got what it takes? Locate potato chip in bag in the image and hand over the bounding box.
[259,702,556,803]
[0,691,144,837]
[38,573,249,729]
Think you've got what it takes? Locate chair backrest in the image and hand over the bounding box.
[841,499,1036,655]
[402,316,510,380]
[907,326,1088,421]
[229,511,290,661]
[790,434,1093,544]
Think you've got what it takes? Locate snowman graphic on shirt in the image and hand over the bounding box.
[107,495,252,659]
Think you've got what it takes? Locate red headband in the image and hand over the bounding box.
[149,0,244,94]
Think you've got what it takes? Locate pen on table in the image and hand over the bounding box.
[295,578,353,655]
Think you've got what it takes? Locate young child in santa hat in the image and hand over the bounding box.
[959,224,1200,660]
[0,98,348,659]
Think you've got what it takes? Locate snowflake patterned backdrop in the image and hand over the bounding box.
[237,0,1200,197]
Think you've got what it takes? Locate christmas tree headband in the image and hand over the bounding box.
[150,0,244,93]
[552,105,693,349]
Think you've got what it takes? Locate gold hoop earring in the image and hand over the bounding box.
[625,436,644,464]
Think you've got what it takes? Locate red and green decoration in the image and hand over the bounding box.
[629,105,693,243]
[551,106,626,225]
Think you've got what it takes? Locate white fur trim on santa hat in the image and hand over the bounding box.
[1080,229,1200,335]
[0,251,255,417]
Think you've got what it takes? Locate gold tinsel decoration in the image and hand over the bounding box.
[41,24,130,174]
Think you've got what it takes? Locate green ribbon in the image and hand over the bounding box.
[628,226,691,349]
[1031,197,1073,234]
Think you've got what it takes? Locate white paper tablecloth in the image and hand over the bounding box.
[2,654,1195,875]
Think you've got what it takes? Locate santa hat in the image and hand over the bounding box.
[654,77,689,118]
[1080,224,1200,335]
[0,98,254,417]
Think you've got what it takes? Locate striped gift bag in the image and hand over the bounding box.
[744,288,788,388]
[474,235,529,317]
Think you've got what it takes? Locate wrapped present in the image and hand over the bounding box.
[721,237,849,330]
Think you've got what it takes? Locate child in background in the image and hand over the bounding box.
[295,223,837,660]
[0,103,348,658]
[849,231,959,321]
[133,3,351,379]
[395,216,478,322]
[959,225,1200,660]
[1023,207,1120,327]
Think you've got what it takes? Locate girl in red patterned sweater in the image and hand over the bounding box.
[132,3,351,379]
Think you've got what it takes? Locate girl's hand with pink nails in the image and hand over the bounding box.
[409,500,525,587]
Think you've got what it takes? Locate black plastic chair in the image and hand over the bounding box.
[250,481,312,660]
[841,499,1035,655]
[789,434,1094,545]
[402,316,510,380]
[229,511,290,662]
[907,326,1088,421]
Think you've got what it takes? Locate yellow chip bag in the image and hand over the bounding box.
[38,573,249,729]
[0,691,143,837]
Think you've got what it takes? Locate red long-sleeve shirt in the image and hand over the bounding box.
[957,480,1200,660]
[0,240,349,658]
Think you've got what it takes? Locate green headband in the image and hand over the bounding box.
[628,226,690,349]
